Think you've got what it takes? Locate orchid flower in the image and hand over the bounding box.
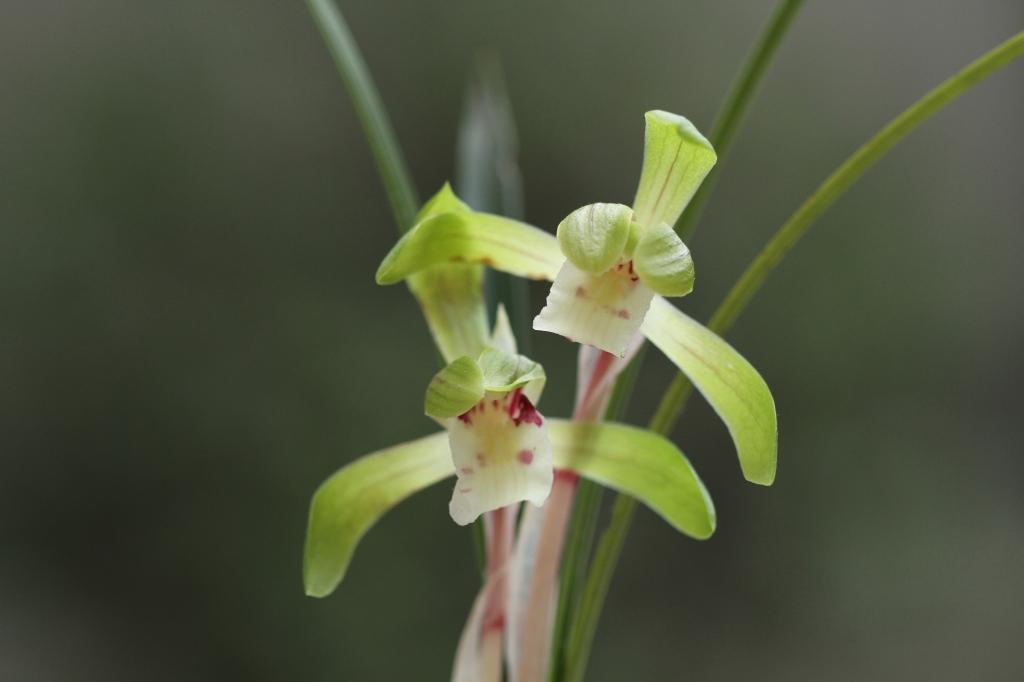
[424,339,552,525]
[374,111,777,486]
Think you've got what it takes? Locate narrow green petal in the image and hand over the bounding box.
[556,203,632,274]
[632,111,717,230]
[408,264,490,363]
[376,203,563,285]
[476,347,545,394]
[489,304,518,354]
[549,419,715,539]
[632,222,695,297]
[424,356,485,419]
[417,181,470,220]
[303,432,454,598]
[641,297,777,484]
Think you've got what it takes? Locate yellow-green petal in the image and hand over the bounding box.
[632,222,695,297]
[632,111,717,230]
[424,356,485,419]
[556,203,632,274]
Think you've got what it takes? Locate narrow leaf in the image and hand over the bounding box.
[641,297,777,485]
[549,419,716,539]
[303,432,453,598]
[425,356,485,419]
[632,222,695,297]
[631,111,717,230]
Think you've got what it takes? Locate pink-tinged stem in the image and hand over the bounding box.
[514,351,617,681]
[478,505,513,681]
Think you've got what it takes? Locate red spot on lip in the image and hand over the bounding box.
[460,467,474,475]
[575,286,587,298]
[458,411,473,425]
[616,309,630,319]
[517,450,534,465]
[476,453,486,466]
[459,487,473,493]
[492,399,499,409]
[507,388,544,427]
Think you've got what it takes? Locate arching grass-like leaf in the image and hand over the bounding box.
[632,111,717,230]
[641,296,777,485]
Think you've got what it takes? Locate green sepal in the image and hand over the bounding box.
[424,356,485,419]
[550,420,715,540]
[641,297,777,485]
[417,181,470,220]
[375,186,563,285]
[408,264,489,364]
[632,111,717,229]
[303,420,714,597]
[632,222,695,297]
[303,432,453,598]
[476,346,545,394]
[489,304,518,354]
[556,203,632,274]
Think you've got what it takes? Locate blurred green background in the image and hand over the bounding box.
[3,1,1023,679]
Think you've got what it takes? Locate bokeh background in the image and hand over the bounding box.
[3,1,1023,679]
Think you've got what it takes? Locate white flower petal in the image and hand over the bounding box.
[533,260,655,356]
[448,391,554,526]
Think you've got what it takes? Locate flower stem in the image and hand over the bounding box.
[304,0,419,232]
[565,29,1024,682]
[675,0,805,243]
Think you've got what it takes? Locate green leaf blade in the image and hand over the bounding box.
[549,419,715,539]
[303,432,454,598]
[641,297,777,485]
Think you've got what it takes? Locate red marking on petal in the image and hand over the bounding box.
[457,411,473,425]
[459,487,473,493]
[575,286,587,298]
[476,453,486,466]
[492,399,499,409]
[508,389,544,427]
[517,449,534,465]
[616,309,630,319]
[460,467,474,475]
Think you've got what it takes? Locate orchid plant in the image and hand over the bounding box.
[307,109,775,680]
[300,1,1024,680]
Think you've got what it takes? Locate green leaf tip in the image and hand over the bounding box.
[424,356,485,419]
[556,203,633,274]
[632,222,695,297]
[632,111,717,230]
